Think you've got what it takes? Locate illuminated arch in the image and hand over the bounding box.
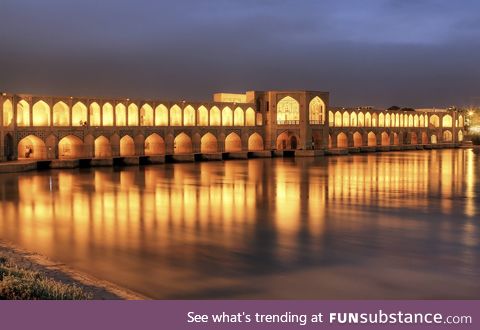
[32,100,50,126]
[411,132,418,144]
[53,101,70,126]
[245,107,255,126]
[145,133,165,155]
[353,132,362,147]
[442,114,453,128]
[328,111,334,126]
[197,106,209,126]
[458,115,464,127]
[365,112,372,126]
[395,113,399,127]
[183,105,195,126]
[367,132,377,146]
[335,111,342,127]
[385,113,391,127]
[309,96,325,124]
[17,100,30,126]
[90,102,101,126]
[421,132,428,144]
[443,130,453,142]
[342,111,350,126]
[210,106,220,126]
[419,114,425,127]
[276,96,299,124]
[248,133,264,151]
[358,112,365,127]
[381,132,390,146]
[372,113,378,127]
[337,132,348,148]
[2,99,13,126]
[225,132,242,152]
[140,104,154,126]
[400,114,404,127]
[200,133,217,153]
[58,135,84,159]
[458,130,464,142]
[72,102,87,126]
[393,133,399,145]
[155,104,168,126]
[18,135,46,159]
[222,107,233,126]
[128,104,139,126]
[431,134,438,144]
[174,132,192,154]
[102,103,114,126]
[94,135,112,158]
[414,114,419,127]
[120,135,135,156]
[429,115,439,128]
[233,107,244,126]
[350,112,357,126]
[170,105,182,126]
[379,113,385,127]
[256,113,263,125]
[424,114,428,127]
[115,103,127,126]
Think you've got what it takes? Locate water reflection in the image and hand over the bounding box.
[0,149,479,298]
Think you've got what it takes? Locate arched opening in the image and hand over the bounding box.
[140,104,154,126]
[248,133,263,151]
[414,115,419,127]
[337,132,348,148]
[419,115,425,127]
[350,112,357,126]
[120,135,135,156]
[421,132,428,144]
[72,102,88,126]
[442,115,453,128]
[128,104,139,126]
[309,96,325,124]
[245,108,255,126]
[32,100,50,126]
[408,114,413,127]
[144,133,165,155]
[115,103,127,126]
[17,100,30,126]
[233,107,244,126]
[90,102,101,126]
[222,107,233,126]
[225,132,242,152]
[367,132,377,146]
[342,112,350,127]
[2,99,13,126]
[102,103,114,126]
[335,112,342,127]
[381,132,390,146]
[18,135,46,159]
[443,130,453,142]
[277,96,299,124]
[431,134,438,144]
[155,104,168,126]
[53,102,70,126]
[365,113,372,127]
[393,133,399,145]
[429,115,440,128]
[458,115,464,127]
[329,111,334,126]
[184,105,195,126]
[94,136,112,158]
[174,133,193,154]
[358,112,365,126]
[372,113,378,127]
[58,135,84,159]
[458,130,463,142]
[170,105,182,126]
[411,132,418,144]
[385,113,391,127]
[197,106,209,126]
[353,132,363,147]
[210,107,221,126]
[379,113,385,127]
[200,133,218,153]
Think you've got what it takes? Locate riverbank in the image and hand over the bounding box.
[0,143,463,173]
[0,240,147,300]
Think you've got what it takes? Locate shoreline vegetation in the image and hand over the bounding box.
[0,240,147,300]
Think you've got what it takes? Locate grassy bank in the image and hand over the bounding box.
[0,255,91,300]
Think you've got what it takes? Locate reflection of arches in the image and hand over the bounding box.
[184,105,195,126]
[17,100,30,126]
[367,132,376,146]
[381,132,389,146]
[421,132,428,144]
[72,102,88,126]
[233,107,244,126]
[210,106,221,126]
[2,99,13,126]
[276,131,298,150]
[201,133,218,153]
[443,130,453,142]
[222,107,233,126]
[115,103,127,126]
[32,100,50,126]
[431,134,438,144]
[120,135,135,156]
[245,108,255,126]
[411,132,418,144]
[155,104,168,126]
[18,135,47,159]
[94,136,112,158]
[53,101,70,126]
[225,132,242,152]
[248,133,264,151]
[309,96,325,124]
[197,106,209,126]
[140,104,154,126]
[170,105,182,126]
[145,133,165,155]
[59,135,84,159]
[353,132,363,147]
[458,130,464,142]
[337,132,348,148]
[174,133,192,154]
[103,103,114,126]
[277,96,300,124]
[4,133,14,160]
[442,115,453,128]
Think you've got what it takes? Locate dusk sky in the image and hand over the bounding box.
[1,0,479,107]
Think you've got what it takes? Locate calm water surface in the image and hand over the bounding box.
[0,149,479,299]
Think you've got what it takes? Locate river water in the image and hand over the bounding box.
[0,149,479,299]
